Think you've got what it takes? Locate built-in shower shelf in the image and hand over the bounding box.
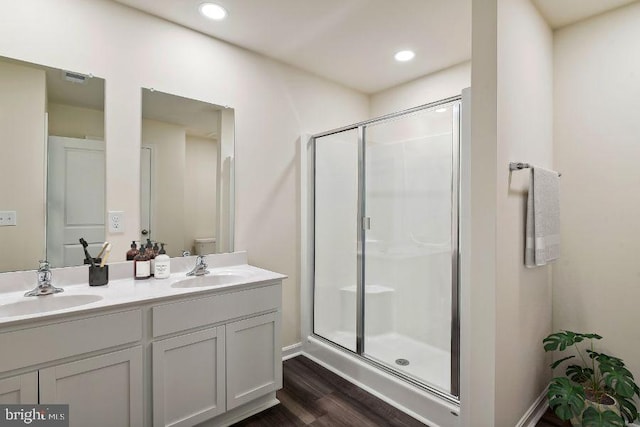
[340,285,395,335]
[339,284,394,294]
[366,246,450,259]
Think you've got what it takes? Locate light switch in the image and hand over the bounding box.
[108,211,125,233]
[0,211,17,226]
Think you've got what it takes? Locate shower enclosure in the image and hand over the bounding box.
[312,96,461,400]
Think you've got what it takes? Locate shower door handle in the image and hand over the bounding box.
[362,217,371,230]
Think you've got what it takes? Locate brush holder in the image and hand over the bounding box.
[89,265,109,286]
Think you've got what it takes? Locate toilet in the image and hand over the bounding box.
[194,238,216,255]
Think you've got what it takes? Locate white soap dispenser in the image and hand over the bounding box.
[154,243,170,279]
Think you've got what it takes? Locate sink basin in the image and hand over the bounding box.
[0,294,103,318]
[171,271,251,288]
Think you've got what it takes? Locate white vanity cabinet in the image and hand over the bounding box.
[0,349,143,427]
[0,265,284,427]
[0,373,38,404]
[151,283,283,427]
[40,347,144,427]
[0,309,144,427]
[153,327,226,427]
[226,312,282,410]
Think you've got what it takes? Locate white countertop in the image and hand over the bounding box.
[0,252,286,327]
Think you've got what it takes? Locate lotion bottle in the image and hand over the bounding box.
[154,243,170,279]
[134,246,151,280]
[126,241,139,261]
[146,240,156,277]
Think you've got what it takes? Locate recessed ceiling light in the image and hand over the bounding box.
[394,50,415,62]
[199,3,227,20]
[435,107,447,113]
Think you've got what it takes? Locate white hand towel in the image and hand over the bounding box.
[525,167,560,267]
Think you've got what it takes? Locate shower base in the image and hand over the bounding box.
[304,335,460,427]
[323,330,451,393]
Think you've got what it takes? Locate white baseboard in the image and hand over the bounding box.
[516,385,549,427]
[282,342,303,361]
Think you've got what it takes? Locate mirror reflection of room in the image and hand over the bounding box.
[0,56,105,272]
[140,88,233,258]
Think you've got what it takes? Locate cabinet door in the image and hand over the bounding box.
[226,311,282,410]
[39,346,143,427]
[0,372,38,404]
[153,327,225,427]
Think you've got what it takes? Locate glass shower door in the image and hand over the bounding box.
[363,102,459,394]
[311,97,461,399]
[313,128,360,352]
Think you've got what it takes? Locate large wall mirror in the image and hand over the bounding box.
[0,55,105,273]
[140,88,234,258]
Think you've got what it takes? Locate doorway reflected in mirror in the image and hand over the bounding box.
[0,55,105,272]
[140,88,234,258]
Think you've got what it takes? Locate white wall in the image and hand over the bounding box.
[48,103,104,139]
[495,0,554,425]
[0,60,46,272]
[463,0,553,425]
[0,0,369,347]
[553,0,640,399]
[370,61,471,117]
[462,0,498,424]
[184,135,218,254]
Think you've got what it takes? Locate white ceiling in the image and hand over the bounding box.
[533,0,639,29]
[45,67,105,111]
[142,88,221,138]
[114,0,472,94]
[113,0,637,94]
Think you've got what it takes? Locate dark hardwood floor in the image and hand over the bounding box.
[232,356,427,426]
[536,408,571,427]
[231,355,571,427]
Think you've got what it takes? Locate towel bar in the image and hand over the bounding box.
[509,162,561,177]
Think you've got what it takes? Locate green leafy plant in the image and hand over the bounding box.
[543,331,640,426]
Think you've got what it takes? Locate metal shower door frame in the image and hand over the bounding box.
[311,95,462,403]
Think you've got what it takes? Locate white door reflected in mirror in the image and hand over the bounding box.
[47,137,105,267]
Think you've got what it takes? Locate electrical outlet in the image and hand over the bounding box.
[0,211,17,226]
[108,211,125,234]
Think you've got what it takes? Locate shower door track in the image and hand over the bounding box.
[311,95,462,404]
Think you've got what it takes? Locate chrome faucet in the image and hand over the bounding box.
[186,255,209,277]
[25,261,64,297]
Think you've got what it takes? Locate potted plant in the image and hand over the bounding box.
[543,331,639,426]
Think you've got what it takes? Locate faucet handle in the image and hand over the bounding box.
[36,260,52,285]
[196,255,207,266]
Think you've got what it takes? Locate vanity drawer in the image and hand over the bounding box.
[152,284,281,338]
[0,309,142,373]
